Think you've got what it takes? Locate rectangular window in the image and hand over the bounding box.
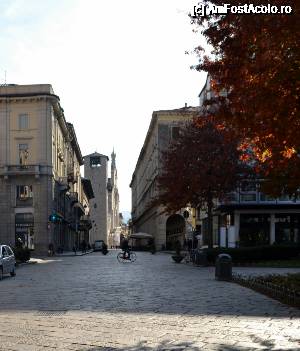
[19,143,28,151]
[18,114,29,129]
[90,156,101,168]
[279,194,290,201]
[240,194,256,202]
[260,193,275,202]
[16,185,33,199]
[171,126,180,140]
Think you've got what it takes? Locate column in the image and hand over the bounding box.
[270,214,275,244]
[234,212,240,247]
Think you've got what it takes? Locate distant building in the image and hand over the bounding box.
[0,84,93,254]
[130,107,198,250]
[84,152,109,244]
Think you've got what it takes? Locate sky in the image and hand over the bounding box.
[0,0,207,214]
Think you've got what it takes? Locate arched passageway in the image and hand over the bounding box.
[166,214,185,250]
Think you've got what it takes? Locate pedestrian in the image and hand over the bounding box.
[72,245,77,255]
[81,239,87,253]
[48,243,54,256]
[102,242,108,255]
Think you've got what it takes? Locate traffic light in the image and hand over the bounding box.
[49,213,61,223]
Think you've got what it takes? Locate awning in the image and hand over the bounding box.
[129,232,153,239]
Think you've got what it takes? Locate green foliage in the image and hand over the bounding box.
[205,245,300,264]
[259,274,300,292]
[13,247,31,263]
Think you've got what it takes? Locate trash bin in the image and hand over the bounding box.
[193,249,208,266]
[215,253,232,281]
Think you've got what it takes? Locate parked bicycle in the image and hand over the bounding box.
[117,251,137,263]
[184,249,197,264]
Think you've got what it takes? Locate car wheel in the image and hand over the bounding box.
[0,267,3,280]
[10,266,16,277]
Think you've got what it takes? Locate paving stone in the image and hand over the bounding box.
[0,252,299,350]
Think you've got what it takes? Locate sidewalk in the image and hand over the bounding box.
[55,249,94,257]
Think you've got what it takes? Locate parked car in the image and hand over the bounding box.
[93,240,104,252]
[0,245,16,280]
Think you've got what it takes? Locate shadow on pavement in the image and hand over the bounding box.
[81,337,300,350]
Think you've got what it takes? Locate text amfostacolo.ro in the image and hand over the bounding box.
[192,3,293,17]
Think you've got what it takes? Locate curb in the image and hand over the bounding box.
[16,260,37,267]
[55,250,94,257]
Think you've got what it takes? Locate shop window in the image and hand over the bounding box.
[260,193,275,201]
[240,194,256,202]
[279,194,290,201]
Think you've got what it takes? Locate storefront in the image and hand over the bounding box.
[217,204,300,247]
[15,213,34,249]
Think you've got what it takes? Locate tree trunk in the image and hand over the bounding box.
[207,199,213,249]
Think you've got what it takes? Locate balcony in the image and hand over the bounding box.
[69,192,79,204]
[16,197,33,207]
[67,165,77,184]
[80,215,92,230]
[2,165,41,178]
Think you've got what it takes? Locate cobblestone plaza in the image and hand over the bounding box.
[0,252,299,350]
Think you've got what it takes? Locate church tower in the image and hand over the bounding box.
[107,149,120,247]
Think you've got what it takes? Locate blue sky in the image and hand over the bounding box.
[0,0,207,213]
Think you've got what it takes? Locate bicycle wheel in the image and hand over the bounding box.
[117,252,125,263]
[130,252,137,262]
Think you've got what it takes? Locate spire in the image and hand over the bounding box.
[111,148,116,169]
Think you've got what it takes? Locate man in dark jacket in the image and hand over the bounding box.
[121,238,130,259]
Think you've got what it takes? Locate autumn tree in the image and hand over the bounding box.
[191,0,300,197]
[154,117,249,248]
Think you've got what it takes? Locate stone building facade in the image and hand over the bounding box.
[84,151,121,246]
[0,84,93,254]
[83,152,109,244]
[130,107,197,250]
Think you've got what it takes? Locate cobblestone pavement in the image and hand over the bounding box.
[0,252,299,351]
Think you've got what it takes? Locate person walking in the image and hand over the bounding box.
[81,239,87,253]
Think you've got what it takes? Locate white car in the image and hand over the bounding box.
[0,245,16,280]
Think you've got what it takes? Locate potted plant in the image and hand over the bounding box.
[172,240,184,263]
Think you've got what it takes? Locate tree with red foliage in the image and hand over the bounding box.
[154,117,249,248]
[191,0,300,197]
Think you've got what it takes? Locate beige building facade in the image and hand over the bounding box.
[130,107,198,250]
[0,84,93,254]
